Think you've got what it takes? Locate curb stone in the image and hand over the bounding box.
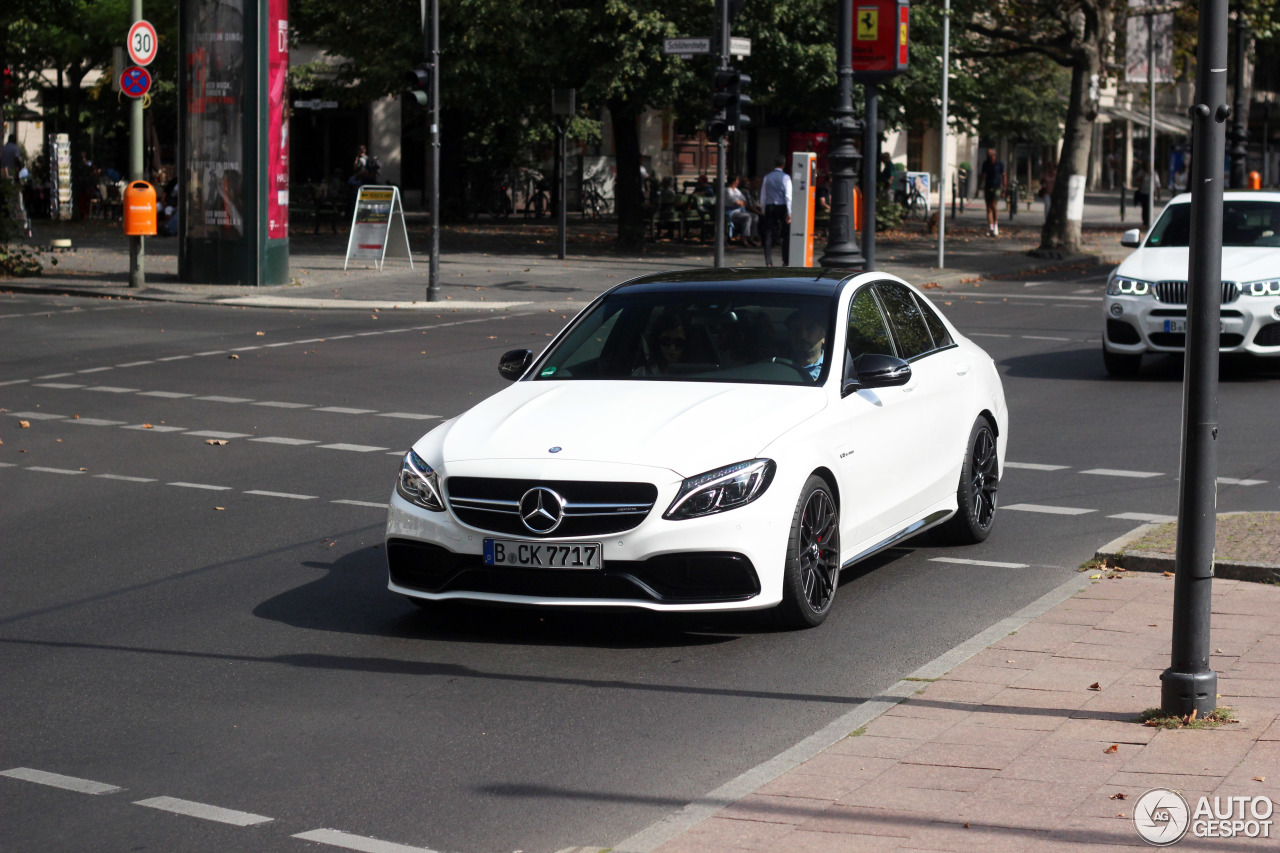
[1095,514,1280,584]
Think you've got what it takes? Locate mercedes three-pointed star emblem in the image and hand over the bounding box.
[518,487,566,534]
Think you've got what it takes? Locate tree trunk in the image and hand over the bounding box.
[609,97,646,253]
[1039,51,1100,253]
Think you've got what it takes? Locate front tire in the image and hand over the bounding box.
[942,417,999,544]
[775,476,841,629]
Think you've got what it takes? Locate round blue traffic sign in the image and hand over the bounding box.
[120,66,152,99]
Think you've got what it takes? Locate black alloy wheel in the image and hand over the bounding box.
[777,476,841,629]
[943,417,999,544]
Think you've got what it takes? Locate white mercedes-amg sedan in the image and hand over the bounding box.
[1103,190,1280,376]
[387,268,1008,628]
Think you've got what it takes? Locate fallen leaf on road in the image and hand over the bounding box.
[18,420,30,428]
[963,822,970,829]
[1254,776,1266,782]
[256,331,265,336]
[1144,718,1161,727]
[1163,571,1174,578]
[214,506,225,511]
[142,423,153,429]
[1187,709,1198,723]
[73,414,79,419]
[229,354,239,359]
[1089,573,1102,579]
[1105,744,1119,754]
[205,439,228,446]
[79,467,86,471]
[922,282,942,289]
[1089,682,1101,691]
[1110,793,1128,800]
[1149,624,1157,627]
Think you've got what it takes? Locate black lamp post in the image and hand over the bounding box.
[820,0,865,268]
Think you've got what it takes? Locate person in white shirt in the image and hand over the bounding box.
[725,175,758,246]
[760,156,792,266]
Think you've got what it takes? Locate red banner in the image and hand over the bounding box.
[267,0,289,239]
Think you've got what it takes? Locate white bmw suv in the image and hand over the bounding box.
[1103,190,1280,375]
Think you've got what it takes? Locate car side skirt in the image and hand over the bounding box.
[840,508,953,572]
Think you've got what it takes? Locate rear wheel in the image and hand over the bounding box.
[775,476,841,629]
[942,417,999,544]
[1103,346,1142,377]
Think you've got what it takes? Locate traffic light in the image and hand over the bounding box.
[705,111,729,140]
[404,65,431,108]
[2,67,12,102]
[712,68,751,131]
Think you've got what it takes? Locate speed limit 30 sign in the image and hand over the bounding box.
[127,20,158,66]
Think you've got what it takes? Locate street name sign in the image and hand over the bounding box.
[127,20,158,66]
[663,38,711,55]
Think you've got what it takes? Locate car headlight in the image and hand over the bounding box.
[397,450,445,511]
[664,459,775,520]
[1106,276,1151,296]
[1241,279,1280,297]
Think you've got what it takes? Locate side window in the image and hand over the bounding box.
[915,293,953,349]
[875,283,934,359]
[846,287,895,360]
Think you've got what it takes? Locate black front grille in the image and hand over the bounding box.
[446,477,659,537]
[1255,323,1280,347]
[1107,319,1141,345]
[387,538,760,603]
[1149,332,1245,348]
[1152,281,1238,305]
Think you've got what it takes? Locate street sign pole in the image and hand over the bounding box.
[1161,0,1225,720]
[129,0,145,289]
[713,0,728,269]
[937,0,949,269]
[426,0,440,301]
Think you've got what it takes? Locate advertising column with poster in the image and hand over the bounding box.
[178,0,288,285]
[789,153,817,267]
[344,186,414,271]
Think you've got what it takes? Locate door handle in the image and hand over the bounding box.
[955,363,971,376]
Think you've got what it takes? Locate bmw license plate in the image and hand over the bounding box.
[1164,319,1187,333]
[484,539,603,570]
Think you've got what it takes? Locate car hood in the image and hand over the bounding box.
[437,380,827,476]
[1117,247,1278,283]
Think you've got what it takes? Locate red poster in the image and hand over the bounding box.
[267,0,289,239]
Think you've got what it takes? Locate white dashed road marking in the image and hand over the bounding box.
[168,482,233,491]
[116,361,154,367]
[26,467,85,475]
[138,391,195,399]
[1218,477,1266,486]
[1004,462,1069,471]
[186,430,253,439]
[244,490,318,500]
[124,424,186,432]
[95,474,158,483]
[8,411,65,420]
[315,407,377,415]
[0,378,29,386]
[78,367,114,374]
[930,557,1029,569]
[196,395,253,403]
[292,828,440,853]
[1,767,123,795]
[254,401,312,408]
[71,418,127,427]
[318,443,389,453]
[1081,468,1162,479]
[250,436,319,445]
[34,382,84,389]
[133,796,273,827]
[1109,512,1178,523]
[1022,335,1071,341]
[86,386,139,393]
[332,500,388,509]
[1003,503,1096,515]
[378,412,439,420]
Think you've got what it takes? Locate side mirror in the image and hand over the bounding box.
[844,352,911,395]
[1121,228,1142,248]
[498,349,534,381]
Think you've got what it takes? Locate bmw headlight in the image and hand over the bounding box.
[1106,276,1151,296]
[1241,278,1280,297]
[664,459,775,520]
[397,450,445,511]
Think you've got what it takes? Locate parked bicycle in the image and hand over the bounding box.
[581,173,612,218]
[903,175,930,221]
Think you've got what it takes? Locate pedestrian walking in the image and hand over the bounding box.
[975,148,1006,237]
[1134,159,1161,231]
[761,156,792,266]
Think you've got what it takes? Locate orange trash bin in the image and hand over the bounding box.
[1248,171,1262,190]
[123,181,157,236]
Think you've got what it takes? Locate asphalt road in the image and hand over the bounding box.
[2,270,1278,853]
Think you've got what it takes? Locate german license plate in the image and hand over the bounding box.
[1164,319,1187,333]
[483,539,603,570]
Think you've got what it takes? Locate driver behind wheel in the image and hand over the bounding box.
[785,307,827,380]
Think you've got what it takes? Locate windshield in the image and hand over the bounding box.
[532,289,834,385]
[1147,199,1280,248]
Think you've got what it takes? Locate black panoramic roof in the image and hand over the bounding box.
[612,266,855,297]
